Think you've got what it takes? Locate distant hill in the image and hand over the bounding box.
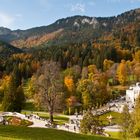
[0,8,139,49]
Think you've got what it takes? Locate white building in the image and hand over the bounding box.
[126,82,140,108]
[0,116,3,123]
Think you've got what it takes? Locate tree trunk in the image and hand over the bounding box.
[69,107,71,115]
[49,110,54,123]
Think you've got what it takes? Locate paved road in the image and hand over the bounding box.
[103,125,121,132]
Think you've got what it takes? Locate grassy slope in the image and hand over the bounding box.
[106,132,120,139]
[0,126,117,140]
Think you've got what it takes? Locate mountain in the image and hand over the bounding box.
[0,8,139,49]
[0,27,11,35]
[0,41,22,60]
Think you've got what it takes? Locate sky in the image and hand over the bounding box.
[0,0,140,30]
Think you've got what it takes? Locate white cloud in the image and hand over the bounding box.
[0,12,23,29]
[71,3,85,13]
[0,12,15,28]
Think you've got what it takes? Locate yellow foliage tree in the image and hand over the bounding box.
[64,75,74,92]
[66,96,77,114]
[88,65,98,74]
[103,59,114,71]
[116,60,128,85]
[134,50,140,63]
[0,75,11,91]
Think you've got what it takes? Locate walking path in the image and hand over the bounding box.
[0,112,121,133]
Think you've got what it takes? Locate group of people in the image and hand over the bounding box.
[64,122,79,132]
[25,113,40,120]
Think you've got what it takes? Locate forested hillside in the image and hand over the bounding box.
[0,41,22,60]
[0,9,139,71]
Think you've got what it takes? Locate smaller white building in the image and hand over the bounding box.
[126,82,140,108]
[0,116,4,123]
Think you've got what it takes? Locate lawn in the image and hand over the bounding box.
[99,111,122,126]
[0,125,118,140]
[22,102,69,123]
[21,110,69,125]
[106,131,120,139]
[0,137,18,140]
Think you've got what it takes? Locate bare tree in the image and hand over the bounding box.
[34,61,63,123]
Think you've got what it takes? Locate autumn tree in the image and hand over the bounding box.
[116,60,128,85]
[64,75,74,92]
[92,73,111,107]
[66,96,77,115]
[0,75,11,102]
[77,79,94,109]
[34,61,63,123]
[25,76,36,99]
[134,50,140,63]
[77,70,111,109]
[88,65,98,75]
[103,59,114,71]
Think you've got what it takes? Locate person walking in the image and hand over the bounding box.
[74,125,76,132]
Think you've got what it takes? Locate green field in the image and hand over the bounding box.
[99,111,122,125]
[0,125,118,140]
[106,131,120,139]
[21,110,69,125]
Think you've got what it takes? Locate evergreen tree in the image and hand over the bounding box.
[14,86,25,112]
[2,75,16,111]
[80,110,103,134]
[120,104,134,139]
[13,65,22,87]
[133,95,140,137]
[2,72,25,112]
